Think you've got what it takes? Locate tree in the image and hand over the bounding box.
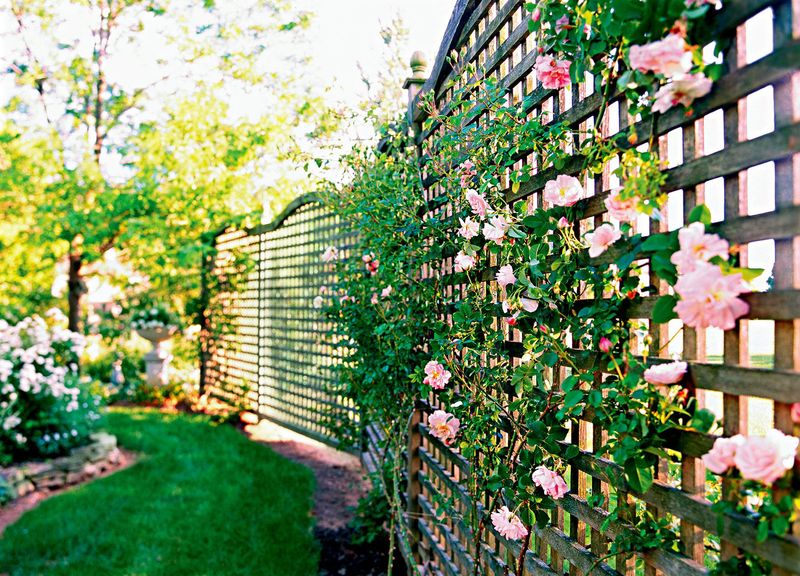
[1,0,335,330]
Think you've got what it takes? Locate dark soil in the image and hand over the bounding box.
[316,526,405,576]
[243,419,406,575]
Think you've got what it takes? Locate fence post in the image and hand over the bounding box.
[403,51,428,126]
[402,52,428,570]
[198,244,211,396]
[405,402,423,566]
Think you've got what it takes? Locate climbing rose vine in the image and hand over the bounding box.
[318,0,798,573]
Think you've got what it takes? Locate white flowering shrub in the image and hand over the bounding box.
[0,312,102,465]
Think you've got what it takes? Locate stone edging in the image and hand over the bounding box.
[0,432,120,504]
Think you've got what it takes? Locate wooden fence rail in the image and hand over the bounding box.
[201,0,800,574]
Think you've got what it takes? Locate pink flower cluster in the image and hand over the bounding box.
[671,223,749,330]
[702,429,798,485]
[652,74,713,114]
[532,466,569,499]
[460,160,476,188]
[428,409,460,445]
[543,175,583,207]
[491,506,528,540]
[483,215,510,245]
[534,54,571,90]
[643,360,687,385]
[423,360,451,390]
[629,34,691,77]
[670,222,729,274]
[496,265,516,289]
[454,251,476,272]
[604,189,639,222]
[629,33,713,113]
[674,263,748,330]
[362,252,379,275]
[458,217,480,240]
[586,223,621,258]
[465,189,490,219]
[321,246,338,263]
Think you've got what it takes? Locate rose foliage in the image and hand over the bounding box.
[321,1,798,573]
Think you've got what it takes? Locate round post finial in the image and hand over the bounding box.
[410,51,428,79]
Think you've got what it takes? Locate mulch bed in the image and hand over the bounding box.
[242,418,406,575]
[316,526,405,576]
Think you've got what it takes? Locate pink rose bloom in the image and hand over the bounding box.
[483,215,509,245]
[321,246,338,263]
[362,253,374,263]
[366,260,379,275]
[792,402,800,424]
[370,293,379,305]
[557,216,570,229]
[734,429,799,484]
[629,34,690,77]
[643,360,688,385]
[496,264,516,289]
[674,262,749,330]
[491,506,528,540]
[423,361,451,390]
[454,251,476,272]
[543,175,583,207]
[428,409,460,445]
[465,189,491,219]
[702,434,745,474]
[604,189,639,222]
[381,285,393,298]
[460,160,477,187]
[670,222,730,274]
[598,337,612,353]
[531,8,541,21]
[586,223,621,258]
[535,54,571,90]
[555,15,570,31]
[520,297,538,313]
[458,217,480,240]
[652,73,713,113]
[532,466,569,499]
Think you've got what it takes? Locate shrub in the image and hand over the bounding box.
[0,313,102,465]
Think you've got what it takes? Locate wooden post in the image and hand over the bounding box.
[406,404,423,566]
[403,51,428,127]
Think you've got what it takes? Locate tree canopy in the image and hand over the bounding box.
[0,0,338,326]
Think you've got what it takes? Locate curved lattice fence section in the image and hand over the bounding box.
[201,195,358,446]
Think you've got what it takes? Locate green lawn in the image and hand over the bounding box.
[0,408,319,575]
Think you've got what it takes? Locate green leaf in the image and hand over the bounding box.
[687,205,712,226]
[652,295,678,324]
[757,518,770,542]
[640,232,675,252]
[690,408,716,433]
[563,389,584,409]
[624,458,654,494]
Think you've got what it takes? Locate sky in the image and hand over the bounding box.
[295,0,454,107]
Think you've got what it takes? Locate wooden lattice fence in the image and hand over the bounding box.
[401,0,800,574]
[200,0,800,574]
[200,194,358,447]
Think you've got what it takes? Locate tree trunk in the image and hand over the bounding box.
[67,252,85,333]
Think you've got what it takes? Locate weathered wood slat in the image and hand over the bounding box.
[565,447,800,572]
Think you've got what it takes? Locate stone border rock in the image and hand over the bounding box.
[0,432,120,504]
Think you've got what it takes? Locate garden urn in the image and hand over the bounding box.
[136,326,177,386]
